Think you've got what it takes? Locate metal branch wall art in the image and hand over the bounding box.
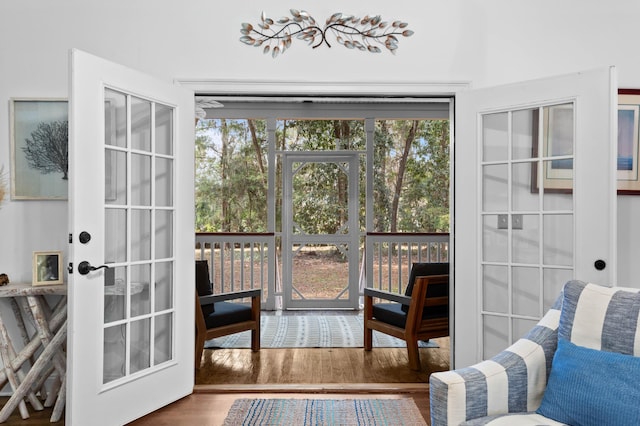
[240,10,413,57]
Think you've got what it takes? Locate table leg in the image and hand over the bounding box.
[0,321,67,423]
[0,315,30,419]
[26,296,66,381]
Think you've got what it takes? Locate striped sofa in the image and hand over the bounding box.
[429,280,640,425]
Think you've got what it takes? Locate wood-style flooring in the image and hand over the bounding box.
[0,325,450,425]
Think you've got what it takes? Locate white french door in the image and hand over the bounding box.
[68,49,195,425]
[282,152,360,309]
[454,67,617,368]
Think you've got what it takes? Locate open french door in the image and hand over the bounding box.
[67,49,195,425]
[454,67,617,368]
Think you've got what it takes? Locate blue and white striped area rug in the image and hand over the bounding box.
[204,315,439,349]
[222,398,428,426]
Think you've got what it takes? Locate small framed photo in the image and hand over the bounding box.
[32,251,63,286]
[10,98,68,200]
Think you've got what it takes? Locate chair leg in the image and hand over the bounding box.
[195,333,205,370]
[406,340,421,371]
[251,329,259,352]
[364,295,373,351]
[364,325,373,351]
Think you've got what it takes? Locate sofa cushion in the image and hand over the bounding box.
[559,280,640,355]
[536,338,640,425]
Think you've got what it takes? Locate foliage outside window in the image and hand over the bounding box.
[196,119,268,232]
[195,116,449,234]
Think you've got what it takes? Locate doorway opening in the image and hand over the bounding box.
[194,97,452,384]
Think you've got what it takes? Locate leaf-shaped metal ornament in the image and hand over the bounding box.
[239,11,413,56]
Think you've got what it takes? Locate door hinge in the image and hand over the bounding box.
[68,233,73,244]
[67,262,74,274]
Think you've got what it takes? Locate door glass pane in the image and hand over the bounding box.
[105,89,127,148]
[513,318,538,341]
[131,209,151,261]
[103,324,126,384]
[543,268,572,310]
[512,214,539,264]
[543,214,573,266]
[155,262,173,311]
[512,266,539,317]
[131,263,151,317]
[482,112,508,162]
[104,266,126,323]
[155,210,173,259]
[483,315,508,359]
[155,103,173,155]
[512,162,538,211]
[105,209,126,263]
[132,153,151,206]
[512,109,535,160]
[105,149,127,205]
[155,157,173,207]
[483,215,507,262]
[154,313,172,364]
[130,318,151,374]
[482,164,508,211]
[482,265,508,313]
[131,97,152,152]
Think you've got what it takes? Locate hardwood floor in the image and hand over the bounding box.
[195,338,450,385]
[0,328,450,424]
[130,338,450,425]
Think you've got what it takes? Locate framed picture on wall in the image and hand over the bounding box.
[10,98,68,200]
[32,251,64,286]
[618,89,640,194]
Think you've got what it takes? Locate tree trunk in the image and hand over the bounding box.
[390,121,418,233]
[247,119,266,185]
[220,119,230,232]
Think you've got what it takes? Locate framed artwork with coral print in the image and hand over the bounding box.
[10,98,68,200]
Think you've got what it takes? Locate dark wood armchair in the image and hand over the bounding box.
[364,262,449,370]
[195,260,261,369]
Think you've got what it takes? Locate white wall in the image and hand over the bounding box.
[0,1,639,305]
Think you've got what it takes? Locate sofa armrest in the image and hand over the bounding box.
[429,307,561,426]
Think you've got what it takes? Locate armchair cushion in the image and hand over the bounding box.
[203,301,253,328]
[401,262,449,313]
[536,338,640,425]
[196,260,215,315]
[372,303,408,328]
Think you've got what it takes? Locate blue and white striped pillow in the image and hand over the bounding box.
[559,280,640,355]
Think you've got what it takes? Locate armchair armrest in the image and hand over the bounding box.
[429,307,561,426]
[199,288,261,305]
[363,288,411,306]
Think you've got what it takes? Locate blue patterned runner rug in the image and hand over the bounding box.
[222,398,428,426]
[204,314,439,349]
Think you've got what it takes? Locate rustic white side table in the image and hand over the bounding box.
[0,282,66,423]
